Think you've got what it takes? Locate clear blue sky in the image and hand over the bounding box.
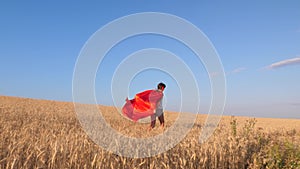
[1,1,300,118]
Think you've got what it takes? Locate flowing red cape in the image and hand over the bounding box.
[122,89,163,122]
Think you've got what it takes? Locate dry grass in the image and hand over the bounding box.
[1,95,299,169]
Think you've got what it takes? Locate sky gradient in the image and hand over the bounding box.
[1,1,300,118]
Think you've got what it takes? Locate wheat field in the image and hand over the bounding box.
[0,95,299,169]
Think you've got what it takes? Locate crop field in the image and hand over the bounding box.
[1,95,299,169]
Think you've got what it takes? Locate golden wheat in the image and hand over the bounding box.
[0,96,299,169]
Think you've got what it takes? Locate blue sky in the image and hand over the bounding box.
[1,1,300,118]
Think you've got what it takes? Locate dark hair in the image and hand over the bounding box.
[157,82,166,90]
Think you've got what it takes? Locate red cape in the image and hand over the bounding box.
[122,89,163,122]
